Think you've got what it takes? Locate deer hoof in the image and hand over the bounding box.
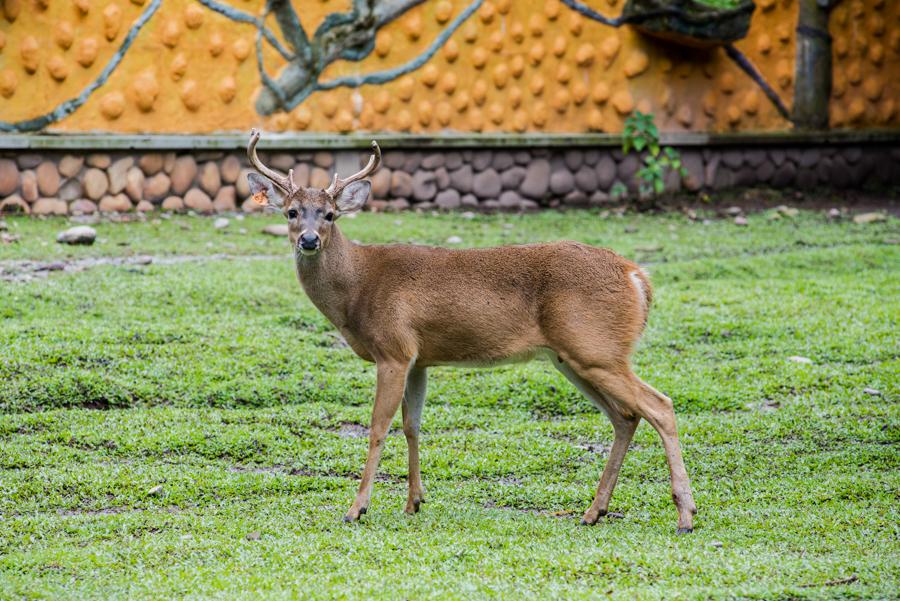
[343,506,367,522]
[676,527,693,535]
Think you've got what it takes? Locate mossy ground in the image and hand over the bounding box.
[1,210,897,599]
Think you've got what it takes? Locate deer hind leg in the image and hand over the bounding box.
[402,366,427,514]
[555,361,639,525]
[344,359,409,522]
[562,360,697,533]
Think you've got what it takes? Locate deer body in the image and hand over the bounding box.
[246,132,697,533]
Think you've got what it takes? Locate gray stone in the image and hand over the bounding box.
[411,170,437,202]
[722,150,743,169]
[460,193,479,207]
[0,194,29,214]
[271,153,296,171]
[595,155,617,189]
[108,157,134,194]
[213,186,237,212]
[756,159,776,183]
[138,153,164,176]
[391,171,413,197]
[473,168,502,199]
[70,199,98,215]
[32,198,68,215]
[17,154,42,169]
[796,168,817,188]
[713,166,735,189]
[310,167,331,189]
[403,153,422,173]
[520,199,539,211]
[162,196,185,211]
[491,152,514,171]
[448,165,474,194]
[371,169,392,199]
[85,153,111,169]
[184,188,214,213]
[481,200,500,211]
[163,152,177,174]
[435,189,461,209]
[83,168,109,200]
[57,225,96,245]
[589,190,610,205]
[421,153,444,169]
[770,149,787,166]
[125,167,145,201]
[704,156,720,188]
[514,151,531,165]
[501,166,526,189]
[292,163,310,188]
[550,169,575,195]
[143,173,171,201]
[221,155,242,184]
[498,190,523,209]
[236,169,253,197]
[771,162,797,187]
[388,198,411,211]
[0,159,19,196]
[843,147,862,164]
[564,150,584,171]
[520,159,551,198]
[574,165,598,192]
[434,167,450,190]
[21,170,38,202]
[195,151,225,162]
[170,156,198,195]
[36,161,61,196]
[59,155,84,178]
[136,200,154,212]
[312,151,333,168]
[199,162,222,196]
[214,217,229,229]
[745,149,767,167]
[618,155,640,183]
[445,152,463,170]
[797,148,821,169]
[472,151,492,171]
[563,190,589,206]
[99,193,133,213]
[383,151,406,170]
[583,150,600,166]
[58,179,82,201]
[815,157,834,184]
[681,151,704,191]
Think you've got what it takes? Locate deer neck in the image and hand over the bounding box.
[293,225,360,328]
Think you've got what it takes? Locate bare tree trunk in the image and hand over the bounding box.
[792,0,838,129]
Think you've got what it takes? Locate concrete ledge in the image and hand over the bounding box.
[1,129,899,150]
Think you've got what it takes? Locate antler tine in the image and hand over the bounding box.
[325,140,382,197]
[247,129,295,193]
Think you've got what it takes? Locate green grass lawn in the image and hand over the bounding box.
[1,210,897,599]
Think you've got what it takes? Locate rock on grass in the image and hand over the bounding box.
[57,226,97,245]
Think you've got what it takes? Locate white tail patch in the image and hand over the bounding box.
[630,269,648,314]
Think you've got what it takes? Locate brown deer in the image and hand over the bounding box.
[246,130,697,533]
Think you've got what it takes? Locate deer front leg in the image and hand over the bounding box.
[402,366,427,514]
[344,359,409,522]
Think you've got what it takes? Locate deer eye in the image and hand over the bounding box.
[324,211,334,222]
[287,209,298,220]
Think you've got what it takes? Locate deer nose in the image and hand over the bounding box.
[299,232,320,250]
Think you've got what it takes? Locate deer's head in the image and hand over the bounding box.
[246,129,381,257]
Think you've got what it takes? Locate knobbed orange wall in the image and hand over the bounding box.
[0,0,897,134]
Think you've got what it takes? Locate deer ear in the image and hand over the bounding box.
[335,180,371,215]
[247,173,284,208]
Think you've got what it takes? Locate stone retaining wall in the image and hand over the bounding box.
[1,144,898,216]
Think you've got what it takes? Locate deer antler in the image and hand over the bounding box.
[247,129,296,194]
[325,141,382,197]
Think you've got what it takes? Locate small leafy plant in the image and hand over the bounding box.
[622,111,687,199]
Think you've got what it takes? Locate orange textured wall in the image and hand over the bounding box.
[0,0,896,134]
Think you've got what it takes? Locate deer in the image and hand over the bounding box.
[246,130,697,533]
